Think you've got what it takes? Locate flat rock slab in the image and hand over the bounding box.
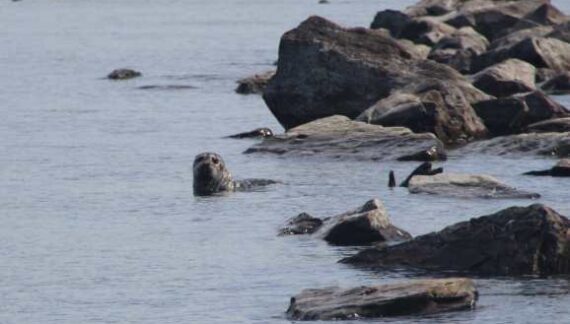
[342,204,570,276]
[286,278,477,320]
[408,173,540,199]
[245,115,446,161]
[458,132,570,157]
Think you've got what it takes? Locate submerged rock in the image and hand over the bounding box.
[263,15,490,140]
[107,68,141,80]
[279,199,412,246]
[472,59,536,98]
[235,70,275,95]
[524,159,570,177]
[408,173,540,199]
[227,128,274,139]
[244,115,447,162]
[286,278,478,320]
[342,204,570,276]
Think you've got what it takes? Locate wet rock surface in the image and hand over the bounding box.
[342,204,570,276]
[286,278,478,320]
[244,115,447,161]
[408,173,540,199]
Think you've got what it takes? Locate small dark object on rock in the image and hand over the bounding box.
[107,68,142,80]
[227,128,273,139]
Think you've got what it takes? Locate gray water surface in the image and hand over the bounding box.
[2,0,570,323]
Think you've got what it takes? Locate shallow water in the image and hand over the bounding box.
[2,0,570,323]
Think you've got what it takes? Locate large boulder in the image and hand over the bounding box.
[524,159,570,176]
[541,72,570,94]
[472,37,570,73]
[458,132,570,157]
[342,204,570,276]
[408,173,540,199]
[263,16,491,139]
[279,199,412,245]
[527,117,570,133]
[428,27,489,73]
[356,82,489,145]
[286,278,478,321]
[473,91,569,136]
[235,70,275,95]
[245,115,447,161]
[472,59,536,97]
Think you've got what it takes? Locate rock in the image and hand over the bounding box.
[473,91,569,136]
[399,17,457,46]
[279,213,323,235]
[404,0,470,17]
[263,16,491,134]
[527,117,570,133]
[235,70,275,94]
[279,199,412,245]
[227,128,274,139]
[489,25,553,52]
[536,67,558,83]
[444,0,566,42]
[458,132,570,157]
[472,59,536,97]
[524,159,570,176]
[472,37,570,73]
[547,20,570,43]
[286,278,478,320]
[244,115,447,161]
[342,204,570,276]
[370,9,412,37]
[107,68,141,80]
[428,27,489,73]
[356,82,489,145]
[541,72,570,94]
[400,162,444,187]
[408,173,540,199]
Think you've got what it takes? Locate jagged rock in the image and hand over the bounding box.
[489,25,553,52]
[356,82,489,145]
[263,16,490,137]
[473,91,569,136]
[458,132,570,157]
[370,9,412,37]
[541,72,570,94]
[524,159,570,176]
[235,70,275,94]
[107,68,141,80]
[227,128,274,139]
[279,213,323,235]
[472,59,536,97]
[408,173,540,199]
[342,204,570,276]
[286,278,478,320]
[428,27,489,72]
[279,199,412,245]
[547,20,570,43]
[472,37,570,73]
[527,117,570,133]
[245,115,447,161]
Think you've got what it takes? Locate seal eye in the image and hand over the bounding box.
[211,156,219,164]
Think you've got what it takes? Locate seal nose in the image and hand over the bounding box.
[211,156,219,164]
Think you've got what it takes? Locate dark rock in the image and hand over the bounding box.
[428,27,489,73]
[547,20,570,43]
[404,0,468,17]
[399,17,457,46]
[541,72,570,94]
[473,91,569,136]
[370,10,412,37]
[286,278,478,320]
[524,159,570,176]
[279,213,323,235]
[536,67,558,83]
[245,115,447,161]
[342,204,570,276]
[107,68,142,80]
[389,171,396,188]
[473,37,570,73]
[263,16,490,136]
[235,70,275,95]
[408,173,540,199]
[227,128,274,139]
[527,117,570,133]
[356,82,489,145]
[472,59,536,97]
[489,25,553,52]
[400,162,443,188]
[458,132,570,157]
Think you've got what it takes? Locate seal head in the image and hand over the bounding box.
[193,152,234,195]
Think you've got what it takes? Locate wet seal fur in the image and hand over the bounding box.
[193,152,278,196]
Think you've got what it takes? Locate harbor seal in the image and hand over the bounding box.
[193,152,278,196]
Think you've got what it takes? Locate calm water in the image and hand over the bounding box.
[2,0,570,323]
